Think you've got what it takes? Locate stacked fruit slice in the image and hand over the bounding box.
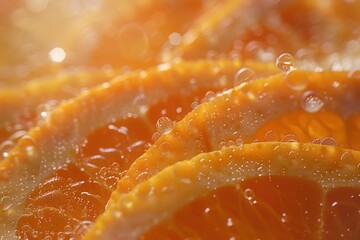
[0,0,359,240]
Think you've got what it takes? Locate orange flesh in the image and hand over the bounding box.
[323,187,360,240]
[142,176,360,239]
[17,96,360,238]
[253,110,352,149]
[16,88,217,238]
[347,113,360,150]
[142,176,323,239]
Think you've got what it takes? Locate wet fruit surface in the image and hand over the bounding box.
[0,0,360,239]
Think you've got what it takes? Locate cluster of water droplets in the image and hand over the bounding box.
[152,116,174,143]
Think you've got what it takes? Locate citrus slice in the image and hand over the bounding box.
[0,59,277,238]
[108,70,360,207]
[0,68,119,158]
[85,142,360,239]
[168,0,357,66]
[90,0,218,68]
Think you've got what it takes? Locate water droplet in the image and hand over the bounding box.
[58,232,65,240]
[1,196,12,210]
[285,69,308,91]
[276,53,296,72]
[202,91,216,103]
[168,32,182,46]
[226,217,234,227]
[151,132,161,142]
[236,138,243,147]
[191,101,199,110]
[73,221,94,239]
[156,117,173,135]
[133,95,148,115]
[265,130,277,141]
[281,134,298,142]
[233,67,255,87]
[243,188,255,201]
[0,140,15,159]
[32,230,39,238]
[301,91,324,113]
[341,151,353,161]
[281,213,287,223]
[320,137,337,146]
[159,142,170,154]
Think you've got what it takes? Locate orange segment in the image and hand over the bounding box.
[144,177,323,239]
[84,142,360,239]
[347,113,360,150]
[323,187,360,239]
[109,70,360,206]
[77,117,154,189]
[17,163,110,239]
[253,111,348,147]
[0,59,277,238]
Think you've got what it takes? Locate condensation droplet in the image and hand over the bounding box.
[1,196,12,210]
[276,53,296,72]
[281,134,298,142]
[72,221,94,239]
[341,151,353,161]
[0,140,15,159]
[133,95,148,114]
[168,32,182,46]
[243,188,255,201]
[159,142,170,154]
[285,69,308,91]
[233,67,255,87]
[301,91,324,113]
[156,117,173,135]
[202,91,216,103]
[321,137,337,146]
[236,138,243,147]
[265,130,277,141]
[226,218,234,227]
[191,101,199,110]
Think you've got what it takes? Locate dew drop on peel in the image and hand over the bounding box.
[285,69,308,91]
[301,91,324,113]
[276,53,296,72]
[233,67,255,87]
[156,116,173,135]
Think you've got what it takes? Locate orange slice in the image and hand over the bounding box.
[90,0,218,69]
[108,70,360,207]
[168,0,357,65]
[0,68,118,160]
[85,142,360,239]
[0,59,277,238]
